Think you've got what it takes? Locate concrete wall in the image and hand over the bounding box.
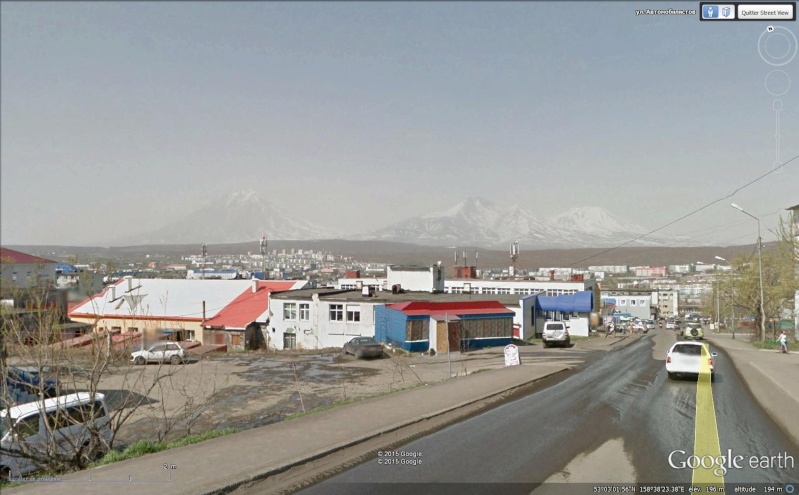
[1,262,58,289]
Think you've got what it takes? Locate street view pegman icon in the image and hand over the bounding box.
[703,5,719,18]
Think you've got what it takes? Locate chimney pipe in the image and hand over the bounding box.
[252,279,258,293]
[110,285,116,300]
[202,300,206,324]
[550,270,556,281]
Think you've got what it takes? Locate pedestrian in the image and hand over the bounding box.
[778,331,789,354]
[605,321,615,338]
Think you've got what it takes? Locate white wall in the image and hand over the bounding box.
[567,317,590,337]
[269,295,381,350]
[387,266,444,292]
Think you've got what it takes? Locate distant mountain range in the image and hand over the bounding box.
[112,191,335,246]
[111,191,694,249]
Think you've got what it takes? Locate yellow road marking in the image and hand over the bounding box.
[692,344,724,487]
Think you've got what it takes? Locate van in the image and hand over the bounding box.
[0,392,112,478]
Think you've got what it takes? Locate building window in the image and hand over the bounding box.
[283,332,296,349]
[112,326,122,332]
[329,304,344,321]
[630,300,637,306]
[461,318,511,339]
[497,288,511,295]
[283,303,297,320]
[299,303,310,321]
[619,299,627,306]
[639,299,647,306]
[128,327,138,333]
[346,305,361,322]
[405,319,428,341]
[185,330,195,341]
[232,334,242,346]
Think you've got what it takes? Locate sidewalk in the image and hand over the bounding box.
[5,361,570,495]
[704,332,799,446]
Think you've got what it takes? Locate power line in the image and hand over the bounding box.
[568,154,799,267]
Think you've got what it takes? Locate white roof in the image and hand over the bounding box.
[1,392,104,420]
[69,278,269,320]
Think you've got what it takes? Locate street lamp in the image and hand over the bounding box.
[715,256,735,339]
[730,203,766,341]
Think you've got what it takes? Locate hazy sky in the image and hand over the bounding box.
[2,2,797,246]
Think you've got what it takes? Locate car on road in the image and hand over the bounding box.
[343,337,385,359]
[542,321,570,348]
[666,319,675,330]
[131,342,186,365]
[682,322,704,340]
[666,341,717,380]
[646,319,655,331]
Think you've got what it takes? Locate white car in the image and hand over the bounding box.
[646,320,655,330]
[131,342,186,365]
[542,321,570,348]
[666,341,717,380]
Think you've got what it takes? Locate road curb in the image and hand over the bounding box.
[204,367,570,495]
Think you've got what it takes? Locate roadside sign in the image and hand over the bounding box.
[504,344,520,367]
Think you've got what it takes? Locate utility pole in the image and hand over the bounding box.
[260,234,268,280]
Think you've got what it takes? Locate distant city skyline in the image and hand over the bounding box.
[1,2,796,246]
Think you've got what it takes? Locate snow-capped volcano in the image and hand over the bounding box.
[113,190,334,245]
[368,198,684,249]
[554,206,648,235]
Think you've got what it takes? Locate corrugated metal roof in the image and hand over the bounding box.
[69,278,306,321]
[387,301,514,317]
[203,281,302,329]
[0,247,58,265]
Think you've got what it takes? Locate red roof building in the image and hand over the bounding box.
[0,247,57,265]
[202,281,300,330]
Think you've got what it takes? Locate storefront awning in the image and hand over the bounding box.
[536,291,593,313]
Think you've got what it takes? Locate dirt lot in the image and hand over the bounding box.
[86,337,623,447]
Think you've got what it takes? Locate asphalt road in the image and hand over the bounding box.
[298,329,799,495]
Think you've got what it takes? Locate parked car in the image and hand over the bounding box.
[542,321,570,348]
[2,367,58,408]
[646,320,655,331]
[682,322,704,340]
[0,392,112,478]
[666,342,717,380]
[343,337,385,359]
[131,342,186,365]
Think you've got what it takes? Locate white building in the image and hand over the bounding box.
[588,265,629,274]
[654,289,680,318]
[445,278,597,297]
[267,288,538,350]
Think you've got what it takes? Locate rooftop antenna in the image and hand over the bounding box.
[259,234,268,280]
[454,250,459,267]
[201,243,208,280]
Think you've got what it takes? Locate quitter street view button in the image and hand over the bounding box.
[737,3,795,20]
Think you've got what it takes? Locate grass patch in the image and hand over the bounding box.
[750,340,799,352]
[0,429,239,488]
[93,428,239,467]
[570,336,590,341]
